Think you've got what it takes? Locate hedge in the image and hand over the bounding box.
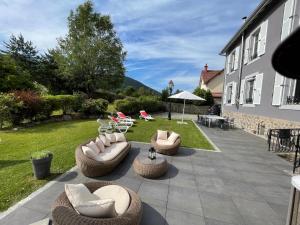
[115,96,165,115]
[80,98,108,116]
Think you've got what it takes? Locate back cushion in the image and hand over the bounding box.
[114,133,126,142]
[82,146,98,159]
[86,141,100,154]
[95,137,105,152]
[65,184,98,207]
[157,130,168,140]
[168,132,180,144]
[100,135,111,147]
[105,133,116,143]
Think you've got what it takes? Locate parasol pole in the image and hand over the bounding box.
[182,99,186,123]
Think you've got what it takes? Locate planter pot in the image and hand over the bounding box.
[31,154,53,179]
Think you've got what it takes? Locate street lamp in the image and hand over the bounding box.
[168,80,174,120]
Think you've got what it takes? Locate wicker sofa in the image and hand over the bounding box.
[52,181,142,225]
[151,131,181,155]
[75,139,130,177]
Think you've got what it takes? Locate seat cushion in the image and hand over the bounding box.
[95,142,128,161]
[156,139,173,146]
[93,185,130,215]
[157,130,168,140]
[82,146,98,159]
[168,132,180,144]
[114,132,126,142]
[65,184,98,207]
[75,199,117,218]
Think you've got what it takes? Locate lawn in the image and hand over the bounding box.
[126,118,214,150]
[0,117,213,211]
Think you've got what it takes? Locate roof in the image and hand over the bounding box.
[220,0,277,55]
[201,69,224,85]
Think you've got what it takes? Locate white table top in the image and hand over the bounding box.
[201,115,226,120]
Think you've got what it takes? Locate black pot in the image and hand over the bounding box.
[31,154,53,179]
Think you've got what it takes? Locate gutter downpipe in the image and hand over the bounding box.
[221,53,226,116]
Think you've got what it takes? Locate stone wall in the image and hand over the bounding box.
[223,110,300,137]
[163,102,209,114]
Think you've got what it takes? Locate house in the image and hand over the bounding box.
[199,64,224,104]
[220,0,300,135]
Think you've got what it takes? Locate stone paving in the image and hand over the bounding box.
[0,124,292,225]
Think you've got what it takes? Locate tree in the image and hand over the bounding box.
[161,87,169,101]
[54,1,126,96]
[193,87,214,106]
[1,34,39,79]
[0,54,33,92]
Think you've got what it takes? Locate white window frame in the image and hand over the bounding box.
[226,83,233,105]
[249,27,260,61]
[243,74,257,106]
[279,78,300,109]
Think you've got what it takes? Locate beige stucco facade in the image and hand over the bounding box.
[201,73,224,93]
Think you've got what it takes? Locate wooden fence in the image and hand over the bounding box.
[162,102,209,114]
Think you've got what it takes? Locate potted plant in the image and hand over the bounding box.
[31,150,53,179]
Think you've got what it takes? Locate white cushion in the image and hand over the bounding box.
[93,185,130,215]
[157,130,168,140]
[86,141,100,154]
[105,133,116,143]
[65,184,98,207]
[75,199,117,218]
[168,132,180,144]
[95,142,128,161]
[82,146,98,159]
[95,137,105,152]
[114,133,126,142]
[65,184,116,218]
[156,139,173,146]
[100,135,111,147]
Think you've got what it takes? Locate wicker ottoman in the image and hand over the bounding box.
[133,154,168,178]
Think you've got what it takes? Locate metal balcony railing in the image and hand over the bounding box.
[245,98,253,104]
[268,128,300,153]
[286,96,300,105]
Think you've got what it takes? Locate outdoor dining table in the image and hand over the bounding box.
[201,115,226,128]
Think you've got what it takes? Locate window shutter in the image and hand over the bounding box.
[226,56,230,74]
[234,46,240,70]
[239,79,245,104]
[223,84,227,104]
[231,82,237,105]
[244,37,250,64]
[272,73,285,105]
[253,73,264,104]
[258,20,268,56]
[281,0,294,40]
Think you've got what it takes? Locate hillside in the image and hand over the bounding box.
[123,76,160,95]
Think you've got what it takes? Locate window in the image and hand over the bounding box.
[229,51,236,72]
[227,85,233,104]
[249,28,260,61]
[245,78,255,104]
[284,79,300,105]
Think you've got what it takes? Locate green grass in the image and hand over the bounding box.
[0,120,98,211]
[0,117,213,211]
[126,118,214,150]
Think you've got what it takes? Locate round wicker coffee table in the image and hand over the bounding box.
[133,154,168,178]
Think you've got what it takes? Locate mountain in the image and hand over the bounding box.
[123,76,160,95]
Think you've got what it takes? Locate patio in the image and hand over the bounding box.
[0,125,292,225]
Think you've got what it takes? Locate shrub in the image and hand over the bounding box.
[115,96,165,115]
[31,150,52,160]
[80,98,108,116]
[92,89,124,103]
[0,93,22,128]
[193,87,214,106]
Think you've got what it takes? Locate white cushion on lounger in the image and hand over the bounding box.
[93,185,130,215]
[95,137,105,152]
[82,146,98,159]
[156,139,173,146]
[100,135,111,147]
[105,133,116,143]
[167,132,180,144]
[95,142,128,161]
[65,184,116,218]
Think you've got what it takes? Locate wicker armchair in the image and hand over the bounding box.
[75,139,131,177]
[151,131,181,155]
[52,181,142,225]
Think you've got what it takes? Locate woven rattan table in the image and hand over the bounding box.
[133,154,168,178]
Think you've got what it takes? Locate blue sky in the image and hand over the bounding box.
[0,0,260,92]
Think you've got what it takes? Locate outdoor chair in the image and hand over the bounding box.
[116,112,136,123]
[96,119,113,134]
[108,116,133,127]
[229,118,235,129]
[52,181,142,225]
[219,118,230,130]
[139,110,154,121]
[151,131,181,155]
